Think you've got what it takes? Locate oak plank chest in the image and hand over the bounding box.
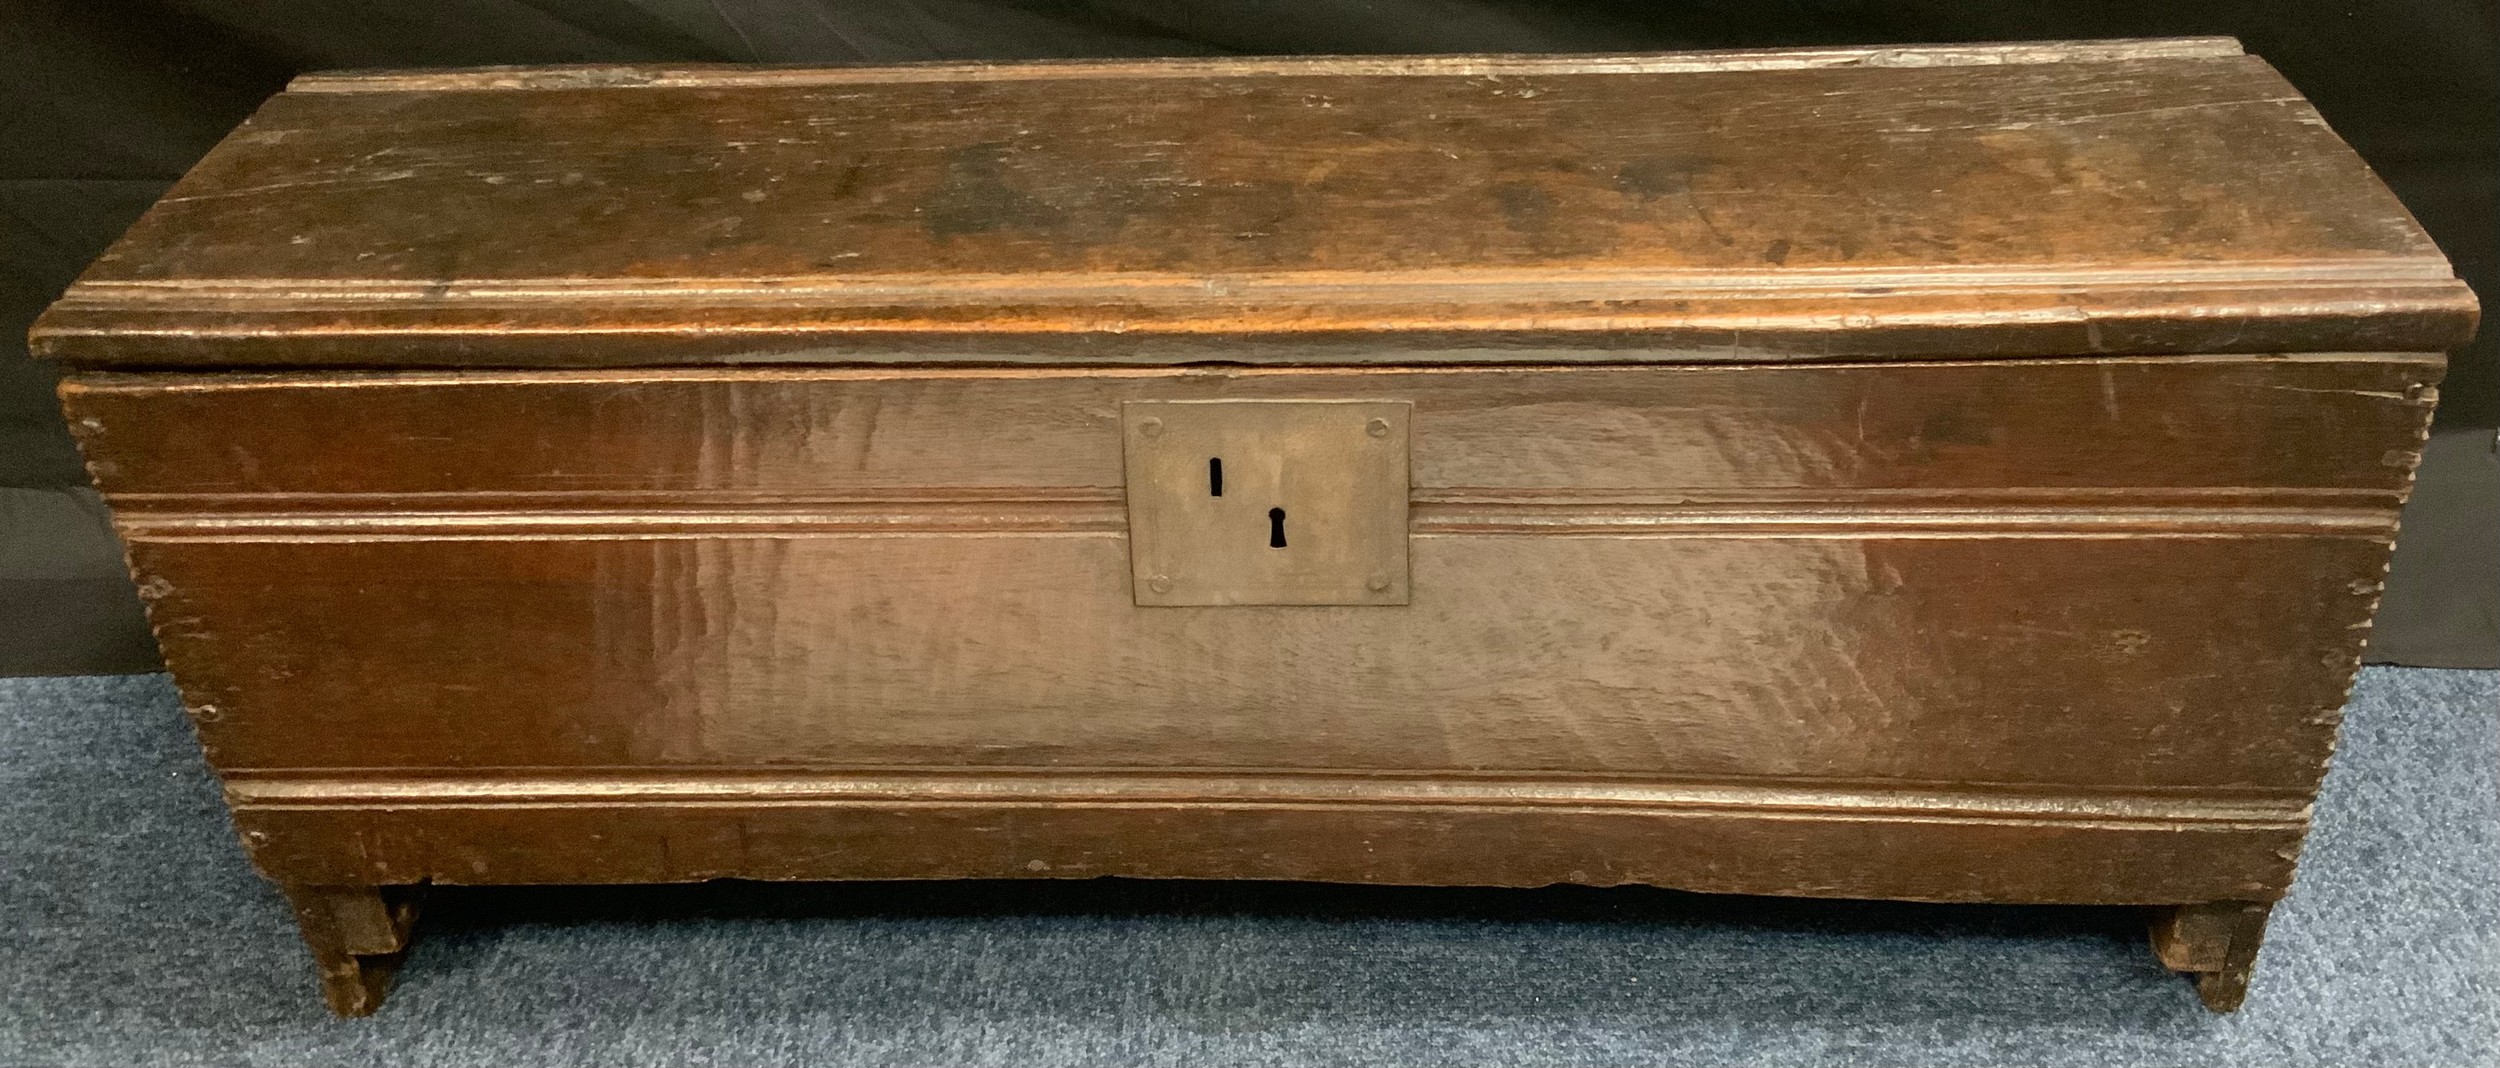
[33,38,2476,1015]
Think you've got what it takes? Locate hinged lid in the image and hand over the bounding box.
[31,37,2476,368]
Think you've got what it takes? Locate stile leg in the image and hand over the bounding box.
[2149,900,2273,1012]
[281,884,423,1016]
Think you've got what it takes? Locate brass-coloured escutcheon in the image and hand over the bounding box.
[1122,400,1411,606]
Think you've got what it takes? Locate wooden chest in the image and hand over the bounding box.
[33,38,2476,1016]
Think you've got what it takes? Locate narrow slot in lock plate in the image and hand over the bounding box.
[1122,400,1410,606]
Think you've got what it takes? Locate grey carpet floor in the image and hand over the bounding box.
[1,668,2493,1068]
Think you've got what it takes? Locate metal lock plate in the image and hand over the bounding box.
[1122,400,1410,606]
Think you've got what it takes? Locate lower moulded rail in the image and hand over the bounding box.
[243,799,2295,1015]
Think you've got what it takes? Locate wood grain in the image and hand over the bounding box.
[2153,900,2274,1010]
[283,39,2254,93]
[65,354,2434,799]
[71,353,2430,914]
[31,41,2475,1013]
[29,46,2474,367]
[232,799,2302,906]
[280,885,416,1016]
[60,356,2440,502]
[121,533,2394,790]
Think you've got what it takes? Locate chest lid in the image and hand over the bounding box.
[31,37,2475,369]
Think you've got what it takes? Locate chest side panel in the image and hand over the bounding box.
[62,353,2439,901]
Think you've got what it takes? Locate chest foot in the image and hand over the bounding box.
[2151,900,2273,1012]
[282,884,423,1017]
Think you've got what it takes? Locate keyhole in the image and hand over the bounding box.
[1268,507,1288,548]
[1208,457,1223,497]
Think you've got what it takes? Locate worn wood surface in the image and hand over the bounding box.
[33,41,2472,1014]
[60,353,2437,909]
[28,42,2475,367]
[2152,900,2275,1011]
[280,884,418,1016]
[58,356,2440,500]
[119,531,2393,785]
[232,804,2303,907]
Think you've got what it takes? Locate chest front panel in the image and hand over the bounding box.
[63,352,2436,900]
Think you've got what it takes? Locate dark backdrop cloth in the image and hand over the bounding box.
[3,0,2494,673]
